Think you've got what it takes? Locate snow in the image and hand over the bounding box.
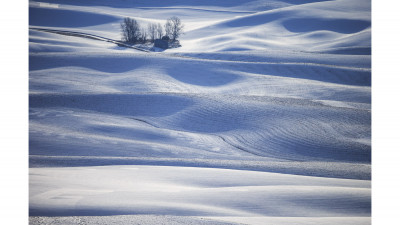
[30,165,370,217]
[29,0,371,224]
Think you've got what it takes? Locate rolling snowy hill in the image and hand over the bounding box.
[29,0,371,224]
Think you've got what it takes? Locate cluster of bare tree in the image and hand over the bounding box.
[121,16,184,44]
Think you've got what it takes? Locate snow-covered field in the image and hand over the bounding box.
[29,0,371,224]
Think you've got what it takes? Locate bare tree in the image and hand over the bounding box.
[147,23,157,42]
[164,19,173,40]
[156,23,163,39]
[120,17,141,43]
[139,27,147,43]
[166,16,184,41]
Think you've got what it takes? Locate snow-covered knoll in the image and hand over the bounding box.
[29,0,371,224]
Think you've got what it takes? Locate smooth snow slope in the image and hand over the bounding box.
[30,166,370,216]
[29,0,371,224]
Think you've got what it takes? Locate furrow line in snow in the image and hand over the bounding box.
[217,135,264,157]
[128,115,260,158]
[217,104,370,162]
[165,53,371,72]
[129,115,260,157]
[30,27,150,52]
